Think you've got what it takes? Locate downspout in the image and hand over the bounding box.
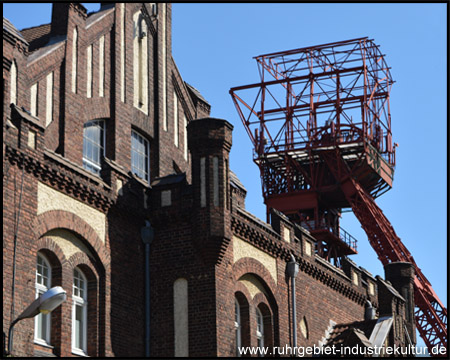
[286,254,299,353]
[141,221,154,357]
[9,165,25,355]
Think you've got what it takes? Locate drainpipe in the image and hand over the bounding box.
[9,166,25,355]
[286,254,299,353]
[364,300,376,321]
[141,221,154,357]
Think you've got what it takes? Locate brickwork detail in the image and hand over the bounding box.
[37,182,106,243]
[3,3,411,357]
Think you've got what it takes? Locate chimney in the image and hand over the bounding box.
[188,117,233,264]
[384,262,416,344]
[50,3,86,37]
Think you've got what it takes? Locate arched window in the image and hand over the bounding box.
[257,302,274,352]
[72,267,88,355]
[35,253,51,345]
[83,119,105,175]
[256,307,264,349]
[235,298,241,356]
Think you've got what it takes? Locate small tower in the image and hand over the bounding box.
[188,118,233,264]
[385,262,416,344]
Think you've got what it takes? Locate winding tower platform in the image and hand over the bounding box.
[230,37,446,355]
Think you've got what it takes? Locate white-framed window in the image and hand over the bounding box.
[131,130,150,183]
[35,253,52,345]
[235,298,241,357]
[256,307,264,349]
[72,268,88,355]
[83,120,105,175]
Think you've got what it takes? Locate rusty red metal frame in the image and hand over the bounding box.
[323,148,447,354]
[231,37,395,164]
[230,37,447,354]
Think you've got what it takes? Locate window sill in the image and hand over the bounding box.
[34,339,54,349]
[72,348,89,357]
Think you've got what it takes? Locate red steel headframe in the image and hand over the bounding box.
[230,37,447,355]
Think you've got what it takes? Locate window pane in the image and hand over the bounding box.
[92,124,100,140]
[75,304,84,349]
[36,254,51,343]
[43,265,48,278]
[131,131,150,182]
[83,121,104,174]
[36,312,43,339]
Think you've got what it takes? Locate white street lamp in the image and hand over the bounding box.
[5,286,67,356]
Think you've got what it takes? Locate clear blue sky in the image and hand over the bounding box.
[3,2,447,351]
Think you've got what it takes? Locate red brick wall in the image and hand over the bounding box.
[3,3,209,357]
[4,3,382,358]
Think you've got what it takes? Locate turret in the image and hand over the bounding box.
[188,118,233,264]
[384,262,416,344]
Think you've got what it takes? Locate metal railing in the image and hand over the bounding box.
[339,226,358,251]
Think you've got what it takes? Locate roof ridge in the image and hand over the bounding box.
[19,22,50,32]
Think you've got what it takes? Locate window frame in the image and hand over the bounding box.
[256,307,264,349]
[235,298,242,356]
[72,267,88,356]
[131,129,150,184]
[83,119,105,175]
[34,253,52,346]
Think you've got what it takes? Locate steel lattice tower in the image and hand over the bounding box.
[230,37,447,355]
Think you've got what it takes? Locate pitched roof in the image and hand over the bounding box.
[324,316,394,352]
[230,170,247,193]
[324,319,377,348]
[185,82,210,105]
[20,23,51,51]
[3,17,28,44]
[151,173,186,187]
[376,276,405,301]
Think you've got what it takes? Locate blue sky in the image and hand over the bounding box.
[3,2,447,351]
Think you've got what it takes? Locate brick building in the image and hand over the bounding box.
[3,3,415,357]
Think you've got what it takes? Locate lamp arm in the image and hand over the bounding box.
[6,317,21,356]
